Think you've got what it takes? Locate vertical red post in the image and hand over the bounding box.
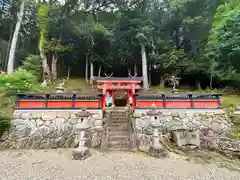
[102,95,106,109]
[132,93,135,109]
[127,90,135,109]
[127,90,130,103]
[112,90,115,106]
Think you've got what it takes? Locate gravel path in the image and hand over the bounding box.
[0,149,239,180]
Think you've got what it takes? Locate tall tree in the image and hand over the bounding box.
[7,0,25,74]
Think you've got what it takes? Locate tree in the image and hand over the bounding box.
[7,0,25,74]
[206,1,240,84]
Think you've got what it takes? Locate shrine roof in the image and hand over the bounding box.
[92,77,143,81]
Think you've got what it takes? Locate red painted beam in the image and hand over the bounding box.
[95,80,141,83]
[136,101,164,108]
[97,85,141,90]
[47,101,72,108]
[75,101,99,108]
[194,101,219,108]
[166,101,191,108]
[18,101,45,108]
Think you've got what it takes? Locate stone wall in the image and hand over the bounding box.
[133,109,236,152]
[0,110,103,149]
[1,108,239,157]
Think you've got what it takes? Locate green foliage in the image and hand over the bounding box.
[0,68,40,93]
[1,0,240,88]
[21,54,42,79]
[0,68,40,135]
[0,89,11,137]
[206,1,240,83]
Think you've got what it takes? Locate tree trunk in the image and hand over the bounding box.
[160,75,165,88]
[98,65,102,77]
[141,43,149,90]
[210,74,213,89]
[52,53,58,80]
[90,62,94,84]
[85,53,89,83]
[40,49,50,75]
[148,65,151,86]
[7,0,25,74]
[196,79,201,90]
[4,24,13,71]
[134,64,138,75]
[67,65,71,80]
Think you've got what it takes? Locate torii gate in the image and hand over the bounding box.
[92,74,143,109]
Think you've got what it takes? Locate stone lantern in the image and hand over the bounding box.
[148,121,168,157]
[55,84,65,93]
[72,109,92,160]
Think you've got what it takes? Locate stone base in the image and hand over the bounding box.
[148,146,168,158]
[72,148,91,160]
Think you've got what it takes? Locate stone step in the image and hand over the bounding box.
[109,135,129,141]
[109,123,128,128]
[111,120,128,123]
[109,127,129,132]
[109,131,129,136]
[111,116,127,119]
[108,141,131,147]
[111,124,128,127]
[108,144,131,150]
[111,116,126,118]
[111,117,127,122]
[111,112,126,116]
[108,147,131,151]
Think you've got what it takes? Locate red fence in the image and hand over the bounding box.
[15,92,222,110]
[135,92,222,109]
[16,93,101,109]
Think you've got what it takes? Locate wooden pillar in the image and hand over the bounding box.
[111,90,115,106]
[102,95,106,109]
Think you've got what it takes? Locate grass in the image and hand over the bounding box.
[41,78,90,93]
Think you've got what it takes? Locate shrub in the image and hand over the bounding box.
[0,89,11,137]
[0,68,40,93]
[21,54,42,80]
[0,69,40,136]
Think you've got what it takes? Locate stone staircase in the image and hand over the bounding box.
[108,108,132,151]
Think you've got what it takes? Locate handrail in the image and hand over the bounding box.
[126,105,137,151]
[100,111,111,151]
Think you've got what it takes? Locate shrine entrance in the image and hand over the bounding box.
[114,91,128,107]
[92,76,143,109]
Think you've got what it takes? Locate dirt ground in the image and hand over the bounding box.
[0,149,239,180]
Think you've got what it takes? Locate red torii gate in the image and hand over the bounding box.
[92,76,143,109]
